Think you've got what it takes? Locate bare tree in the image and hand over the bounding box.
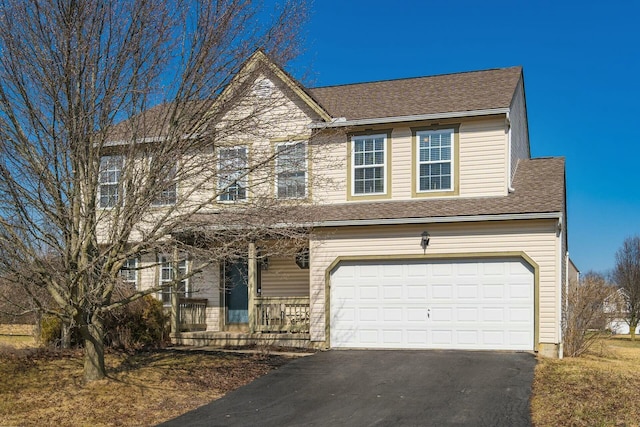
[613,236,640,341]
[563,271,611,357]
[0,0,317,381]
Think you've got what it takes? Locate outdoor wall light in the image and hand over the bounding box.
[420,231,430,254]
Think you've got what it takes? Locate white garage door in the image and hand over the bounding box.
[330,259,534,350]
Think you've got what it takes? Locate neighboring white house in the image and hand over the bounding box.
[103,51,572,358]
[605,288,640,335]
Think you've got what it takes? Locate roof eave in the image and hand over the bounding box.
[311,211,562,228]
[309,107,510,129]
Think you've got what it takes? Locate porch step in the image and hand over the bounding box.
[172,331,313,349]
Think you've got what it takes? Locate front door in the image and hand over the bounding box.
[225,260,248,324]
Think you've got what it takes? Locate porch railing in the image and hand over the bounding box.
[178,298,208,332]
[254,296,310,333]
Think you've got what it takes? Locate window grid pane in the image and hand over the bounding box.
[418,131,453,192]
[151,163,177,206]
[276,142,306,199]
[99,156,123,208]
[219,147,248,201]
[353,136,385,195]
[159,256,188,304]
[119,258,138,286]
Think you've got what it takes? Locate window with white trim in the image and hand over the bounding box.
[352,134,386,195]
[417,129,453,192]
[119,258,138,288]
[218,147,248,202]
[99,155,124,208]
[151,161,177,206]
[276,141,307,198]
[158,254,188,305]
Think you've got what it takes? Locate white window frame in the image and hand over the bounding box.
[119,257,138,288]
[218,146,248,202]
[416,129,454,193]
[158,254,189,305]
[150,160,178,206]
[99,155,124,208]
[275,141,308,199]
[351,134,387,196]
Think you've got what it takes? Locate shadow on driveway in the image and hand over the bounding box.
[160,350,536,427]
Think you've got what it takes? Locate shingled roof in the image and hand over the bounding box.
[308,157,565,225]
[184,157,565,231]
[308,66,522,121]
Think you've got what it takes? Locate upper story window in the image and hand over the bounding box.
[158,254,188,305]
[276,141,307,199]
[119,257,138,288]
[99,155,124,208]
[151,161,177,206]
[352,134,387,195]
[417,129,453,192]
[218,146,248,202]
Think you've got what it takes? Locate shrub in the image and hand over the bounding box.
[39,315,62,347]
[563,272,612,357]
[104,295,168,350]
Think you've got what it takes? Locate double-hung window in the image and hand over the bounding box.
[151,161,177,206]
[119,258,138,288]
[276,141,307,199]
[417,129,453,192]
[218,147,248,202]
[158,254,188,305]
[99,155,124,208]
[352,134,386,195]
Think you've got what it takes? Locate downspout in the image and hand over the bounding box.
[506,112,515,193]
[556,218,564,359]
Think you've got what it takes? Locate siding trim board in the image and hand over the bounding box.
[323,251,540,352]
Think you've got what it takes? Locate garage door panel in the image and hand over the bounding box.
[360,286,379,299]
[407,285,428,300]
[383,285,402,299]
[330,259,534,351]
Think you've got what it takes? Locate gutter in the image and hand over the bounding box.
[310,108,510,129]
[311,211,562,228]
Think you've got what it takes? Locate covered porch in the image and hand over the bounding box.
[169,241,311,347]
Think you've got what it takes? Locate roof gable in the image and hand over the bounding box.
[216,50,333,122]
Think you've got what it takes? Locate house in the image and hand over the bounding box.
[605,288,640,335]
[107,51,570,358]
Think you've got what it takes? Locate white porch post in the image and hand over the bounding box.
[248,241,256,333]
[170,246,180,338]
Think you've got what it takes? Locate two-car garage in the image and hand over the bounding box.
[329,258,535,351]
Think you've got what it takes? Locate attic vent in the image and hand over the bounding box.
[253,78,274,98]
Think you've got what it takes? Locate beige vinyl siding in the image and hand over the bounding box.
[189,261,222,331]
[509,77,530,182]
[310,133,348,204]
[309,219,560,347]
[458,118,507,197]
[260,256,309,297]
[313,117,510,203]
[390,127,412,199]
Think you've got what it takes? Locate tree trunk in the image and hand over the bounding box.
[80,313,106,382]
[61,320,72,349]
[630,320,637,341]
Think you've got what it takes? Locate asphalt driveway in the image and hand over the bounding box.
[160,350,536,427]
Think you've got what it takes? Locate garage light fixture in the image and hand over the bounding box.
[420,231,430,254]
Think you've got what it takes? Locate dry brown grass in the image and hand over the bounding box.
[532,336,640,426]
[0,345,297,426]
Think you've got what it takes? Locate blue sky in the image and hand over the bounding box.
[288,0,640,274]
